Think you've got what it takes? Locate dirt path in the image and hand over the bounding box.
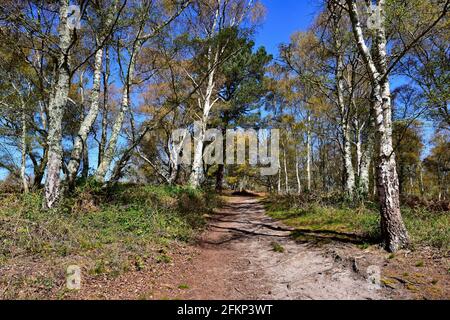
[158,196,390,300]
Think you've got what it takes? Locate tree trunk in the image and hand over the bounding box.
[374,81,409,252]
[189,120,207,188]
[306,115,312,192]
[343,123,355,197]
[95,43,137,182]
[82,139,89,179]
[419,164,425,196]
[67,47,104,186]
[283,147,289,194]
[32,147,47,189]
[347,0,409,251]
[332,5,355,198]
[189,59,217,188]
[44,0,72,209]
[277,164,282,194]
[21,106,29,193]
[99,47,110,167]
[359,142,372,195]
[296,148,301,195]
[216,164,224,192]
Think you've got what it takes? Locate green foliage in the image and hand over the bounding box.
[270,242,285,253]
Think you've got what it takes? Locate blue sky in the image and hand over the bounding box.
[254,0,320,57]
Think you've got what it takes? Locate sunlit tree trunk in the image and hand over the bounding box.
[347,0,409,252]
[67,47,104,186]
[99,47,110,167]
[95,38,139,182]
[44,0,72,209]
[296,148,301,195]
[189,42,219,188]
[283,147,289,194]
[332,7,355,197]
[306,114,312,192]
[21,105,28,193]
[359,141,372,195]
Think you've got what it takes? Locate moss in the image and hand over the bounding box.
[381,278,397,287]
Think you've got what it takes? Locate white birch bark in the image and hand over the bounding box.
[94,37,139,182]
[277,165,282,194]
[67,47,104,185]
[21,105,29,193]
[347,0,409,252]
[44,0,73,208]
[306,114,312,192]
[296,148,301,195]
[332,8,355,197]
[359,141,372,195]
[188,6,221,188]
[283,147,289,194]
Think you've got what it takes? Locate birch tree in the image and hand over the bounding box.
[94,0,190,182]
[185,0,263,188]
[44,0,76,208]
[343,0,448,251]
[66,0,122,188]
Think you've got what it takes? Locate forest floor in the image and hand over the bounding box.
[65,195,449,300]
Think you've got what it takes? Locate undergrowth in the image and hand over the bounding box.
[265,195,449,250]
[0,183,219,298]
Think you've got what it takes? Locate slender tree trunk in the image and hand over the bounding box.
[334,28,355,197]
[67,48,104,186]
[419,164,425,196]
[189,60,217,188]
[99,47,110,167]
[277,164,282,194]
[21,106,29,193]
[82,139,89,179]
[216,164,225,192]
[44,0,72,209]
[356,122,362,177]
[95,83,130,182]
[359,142,372,195]
[95,43,137,182]
[343,123,355,196]
[32,148,48,189]
[306,115,312,192]
[189,6,222,188]
[283,147,289,194]
[296,148,301,195]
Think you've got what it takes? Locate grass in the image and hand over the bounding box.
[0,183,219,298]
[178,284,190,290]
[265,195,449,250]
[270,242,285,253]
